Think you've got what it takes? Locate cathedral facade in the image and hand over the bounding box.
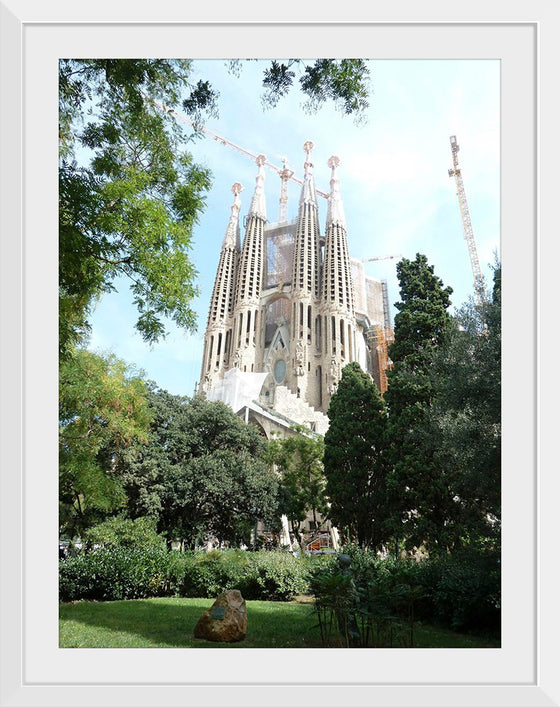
[199,142,391,438]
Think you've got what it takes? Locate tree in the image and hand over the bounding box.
[82,515,166,551]
[267,425,328,547]
[118,391,279,548]
[59,349,151,538]
[256,59,370,120]
[59,59,372,359]
[59,59,213,358]
[323,362,388,549]
[383,254,454,554]
[427,263,501,548]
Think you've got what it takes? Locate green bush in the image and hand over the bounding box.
[180,549,250,598]
[310,552,419,648]
[59,547,187,601]
[417,550,501,632]
[82,516,166,551]
[241,552,311,601]
[309,548,500,644]
[179,550,312,601]
[60,547,318,603]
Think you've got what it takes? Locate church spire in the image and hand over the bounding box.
[300,140,318,206]
[292,141,321,298]
[229,156,267,376]
[326,155,346,228]
[321,155,356,405]
[222,182,243,249]
[200,182,243,393]
[248,154,267,220]
[206,183,243,328]
[322,156,354,314]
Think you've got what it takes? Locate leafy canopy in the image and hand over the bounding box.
[59,59,213,357]
[118,391,280,548]
[83,515,166,551]
[59,348,151,537]
[267,425,327,542]
[258,59,370,121]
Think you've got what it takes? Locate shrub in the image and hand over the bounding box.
[241,552,311,601]
[309,547,500,645]
[417,550,501,633]
[82,516,166,551]
[179,550,312,601]
[310,553,418,648]
[59,547,187,602]
[60,547,318,603]
[180,549,250,598]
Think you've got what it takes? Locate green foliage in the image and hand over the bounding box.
[310,554,417,648]
[427,263,502,547]
[388,254,453,369]
[310,548,500,643]
[260,59,370,121]
[60,547,313,603]
[267,426,327,544]
[59,349,151,537]
[59,59,212,357]
[412,550,501,633]
[58,547,187,602]
[384,254,454,552]
[179,549,249,598]
[241,552,312,601]
[311,568,361,647]
[179,550,312,601]
[323,362,388,548]
[118,391,280,546]
[83,515,166,551]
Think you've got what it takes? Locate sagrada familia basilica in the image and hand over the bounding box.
[199,141,392,439]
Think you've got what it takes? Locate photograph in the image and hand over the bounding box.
[58,57,501,650]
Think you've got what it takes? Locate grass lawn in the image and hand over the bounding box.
[59,597,500,649]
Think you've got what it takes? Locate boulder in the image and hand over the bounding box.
[193,589,247,643]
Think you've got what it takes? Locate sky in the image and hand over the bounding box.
[87,59,500,396]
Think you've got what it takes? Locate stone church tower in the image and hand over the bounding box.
[200,142,391,438]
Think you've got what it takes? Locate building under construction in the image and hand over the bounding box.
[199,142,394,439]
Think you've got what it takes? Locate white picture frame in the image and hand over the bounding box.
[1,2,557,706]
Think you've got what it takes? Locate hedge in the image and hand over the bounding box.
[59,545,500,635]
[178,549,314,601]
[59,548,318,603]
[59,547,186,602]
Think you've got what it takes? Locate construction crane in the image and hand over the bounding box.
[448,135,486,306]
[361,254,402,264]
[144,94,329,222]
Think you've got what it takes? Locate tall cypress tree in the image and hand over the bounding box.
[384,254,453,554]
[323,362,388,549]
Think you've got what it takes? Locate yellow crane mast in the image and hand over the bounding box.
[448,135,486,306]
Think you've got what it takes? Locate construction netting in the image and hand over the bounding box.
[264,221,295,289]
